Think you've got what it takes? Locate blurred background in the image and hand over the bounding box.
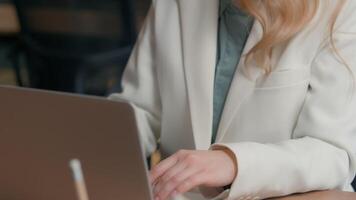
[0,0,355,190]
[0,0,151,96]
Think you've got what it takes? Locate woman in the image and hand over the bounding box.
[110,0,356,199]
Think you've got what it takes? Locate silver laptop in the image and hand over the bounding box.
[0,86,153,200]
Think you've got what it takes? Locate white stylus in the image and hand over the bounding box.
[69,159,90,200]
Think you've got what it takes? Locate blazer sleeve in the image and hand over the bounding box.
[212,8,356,200]
[109,2,161,158]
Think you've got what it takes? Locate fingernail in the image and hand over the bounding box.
[154,185,160,194]
[171,190,179,197]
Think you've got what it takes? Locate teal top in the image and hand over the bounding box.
[212,0,253,143]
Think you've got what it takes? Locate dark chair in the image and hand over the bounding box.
[11,0,137,95]
[353,176,356,190]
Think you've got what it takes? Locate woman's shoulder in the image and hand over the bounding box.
[318,0,356,33]
[150,0,218,31]
[336,0,356,33]
[152,0,216,14]
[303,0,356,39]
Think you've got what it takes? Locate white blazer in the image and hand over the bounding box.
[110,0,356,199]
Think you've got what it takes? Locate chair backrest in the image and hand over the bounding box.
[14,0,136,56]
[12,0,138,94]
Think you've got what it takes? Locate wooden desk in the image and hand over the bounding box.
[271,190,356,200]
[0,3,20,35]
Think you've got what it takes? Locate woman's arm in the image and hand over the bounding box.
[109,1,161,157]
[151,3,356,200]
[211,20,356,200]
[270,190,356,200]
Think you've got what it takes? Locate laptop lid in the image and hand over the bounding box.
[0,86,152,200]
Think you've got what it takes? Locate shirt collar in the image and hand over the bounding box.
[220,0,251,18]
[220,0,231,16]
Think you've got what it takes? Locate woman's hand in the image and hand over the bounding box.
[150,149,237,200]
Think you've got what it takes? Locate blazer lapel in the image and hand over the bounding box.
[178,0,219,150]
[215,20,264,142]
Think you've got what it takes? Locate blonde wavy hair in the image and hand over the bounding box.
[236,0,346,74]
